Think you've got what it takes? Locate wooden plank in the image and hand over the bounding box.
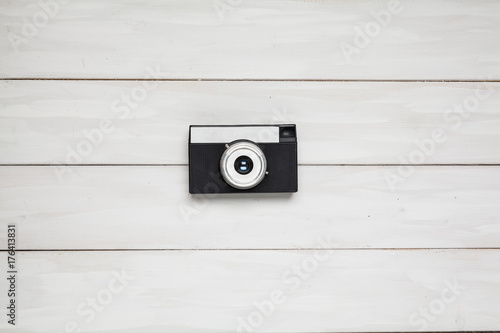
[1,80,499,165]
[1,249,499,332]
[1,0,500,79]
[1,166,500,249]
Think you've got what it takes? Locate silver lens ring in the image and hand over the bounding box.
[220,141,267,190]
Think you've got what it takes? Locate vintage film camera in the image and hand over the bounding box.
[189,125,298,194]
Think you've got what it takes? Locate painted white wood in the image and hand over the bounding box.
[1,0,500,79]
[1,166,500,249]
[1,80,499,165]
[1,250,499,332]
[2,0,500,331]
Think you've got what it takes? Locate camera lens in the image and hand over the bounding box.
[220,141,267,190]
[234,156,253,175]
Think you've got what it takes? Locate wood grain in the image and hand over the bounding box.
[1,165,499,250]
[1,80,499,165]
[2,0,500,331]
[0,250,499,332]
[1,0,500,79]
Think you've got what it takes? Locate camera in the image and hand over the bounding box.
[189,125,298,194]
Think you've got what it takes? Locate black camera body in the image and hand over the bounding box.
[189,125,298,194]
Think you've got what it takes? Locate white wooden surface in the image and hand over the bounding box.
[1,0,500,332]
[1,80,500,165]
[1,166,500,250]
[1,250,500,332]
[1,0,500,79]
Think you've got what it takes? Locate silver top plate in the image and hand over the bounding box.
[190,126,280,143]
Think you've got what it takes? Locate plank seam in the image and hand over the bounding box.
[1,164,500,167]
[3,248,500,252]
[2,78,500,83]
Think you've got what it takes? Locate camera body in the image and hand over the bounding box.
[189,125,298,194]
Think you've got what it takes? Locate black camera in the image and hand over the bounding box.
[189,125,298,194]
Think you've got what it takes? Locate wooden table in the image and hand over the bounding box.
[1,0,499,331]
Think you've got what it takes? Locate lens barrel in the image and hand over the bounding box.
[220,141,267,190]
